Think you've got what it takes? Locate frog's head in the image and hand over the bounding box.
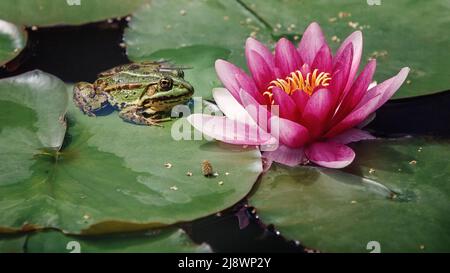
[139,70,194,109]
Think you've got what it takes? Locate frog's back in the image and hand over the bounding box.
[95,68,162,109]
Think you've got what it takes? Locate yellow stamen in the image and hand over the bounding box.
[267,69,331,97]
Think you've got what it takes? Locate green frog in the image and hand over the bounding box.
[73,61,194,126]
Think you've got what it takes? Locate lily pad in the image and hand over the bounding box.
[124,0,273,99]
[0,20,27,66]
[0,70,262,234]
[0,234,26,253]
[0,0,150,27]
[0,228,211,253]
[241,0,450,98]
[249,138,450,252]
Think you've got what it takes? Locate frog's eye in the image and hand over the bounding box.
[159,77,173,91]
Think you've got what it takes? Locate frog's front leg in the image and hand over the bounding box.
[118,106,166,127]
[73,82,108,117]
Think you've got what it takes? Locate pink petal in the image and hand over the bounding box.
[325,92,381,138]
[311,43,332,73]
[300,63,311,75]
[331,43,353,103]
[270,116,310,148]
[275,38,303,77]
[271,86,301,122]
[298,22,327,65]
[212,88,257,127]
[328,128,375,144]
[361,67,410,110]
[291,90,310,112]
[334,31,363,93]
[263,145,307,167]
[215,59,246,102]
[357,112,376,128]
[235,207,250,229]
[305,142,355,168]
[239,89,271,131]
[301,88,333,139]
[187,114,275,145]
[331,59,376,125]
[235,73,265,104]
[247,50,275,91]
[246,37,275,68]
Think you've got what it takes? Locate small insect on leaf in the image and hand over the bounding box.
[201,160,215,177]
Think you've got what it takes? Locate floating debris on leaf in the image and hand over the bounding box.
[368,50,388,60]
[170,185,178,191]
[351,200,357,204]
[179,9,187,16]
[164,162,172,168]
[328,17,337,23]
[225,172,230,176]
[338,11,351,18]
[186,171,193,177]
[390,192,398,200]
[358,24,371,30]
[409,160,417,165]
[331,35,341,43]
[348,21,359,29]
[218,181,224,186]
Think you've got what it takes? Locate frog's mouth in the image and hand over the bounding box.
[140,83,194,107]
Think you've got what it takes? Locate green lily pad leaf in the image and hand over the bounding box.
[0,234,26,253]
[0,71,262,234]
[241,0,450,98]
[0,228,211,253]
[0,70,67,189]
[0,0,150,27]
[25,228,211,253]
[0,20,27,66]
[124,0,273,99]
[249,138,450,252]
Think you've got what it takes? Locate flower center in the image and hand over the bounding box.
[263,69,331,103]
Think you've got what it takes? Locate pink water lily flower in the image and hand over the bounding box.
[188,22,409,168]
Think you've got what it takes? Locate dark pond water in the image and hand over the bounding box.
[1,18,449,253]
